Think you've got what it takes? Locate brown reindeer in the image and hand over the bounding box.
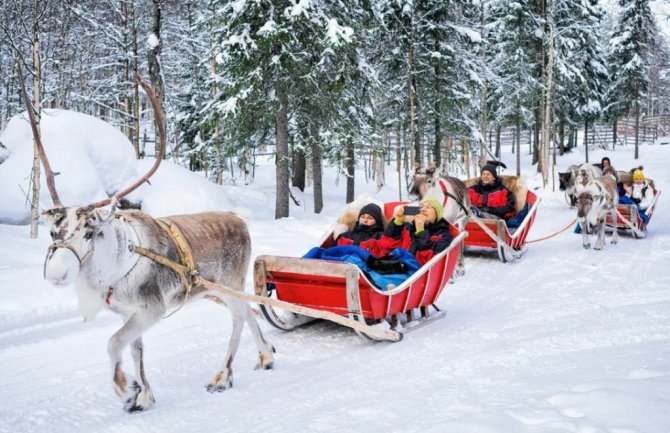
[19,69,274,412]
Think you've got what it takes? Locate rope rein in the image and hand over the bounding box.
[525,218,577,243]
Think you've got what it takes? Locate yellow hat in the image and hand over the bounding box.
[633,169,645,182]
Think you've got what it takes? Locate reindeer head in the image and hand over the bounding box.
[408,163,440,200]
[602,166,619,182]
[576,191,595,221]
[42,204,116,285]
[558,171,573,191]
[577,182,609,226]
[16,66,165,287]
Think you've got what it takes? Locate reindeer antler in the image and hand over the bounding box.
[90,74,166,208]
[17,62,63,208]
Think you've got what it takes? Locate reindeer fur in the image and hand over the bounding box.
[576,177,619,250]
[332,195,387,239]
[559,164,580,206]
[42,207,274,412]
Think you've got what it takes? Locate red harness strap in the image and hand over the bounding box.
[438,179,450,207]
[105,287,113,305]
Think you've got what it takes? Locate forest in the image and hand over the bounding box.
[2,0,669,219]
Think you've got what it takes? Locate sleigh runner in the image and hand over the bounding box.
[253,202,467,342]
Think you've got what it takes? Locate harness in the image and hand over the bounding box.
[45,214,200,316]
[43,241,94,279]
[130,218,201,317]
[436,179,469,214]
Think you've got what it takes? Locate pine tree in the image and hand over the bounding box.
[607,0,657,159]
[487,0,543,175]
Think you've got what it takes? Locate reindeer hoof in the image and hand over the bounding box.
[123,381,154,413]
[206,381,232,393]
[256,360,274,370]
[583,244,591,249]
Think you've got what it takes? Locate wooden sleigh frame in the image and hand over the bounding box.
[462,176,541,263]
[252,203,467,342]
[607,189,661,239]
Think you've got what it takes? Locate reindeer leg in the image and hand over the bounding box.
[580,221,591,249]
[242,303,275,370]
[610,209,619,244]
[594,222,605,250]
[108,312,161,412]
[207,300,245,393]
[128,337,155,412]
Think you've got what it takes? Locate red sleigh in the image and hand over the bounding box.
[253,202,467,342]
[462,176,541,262]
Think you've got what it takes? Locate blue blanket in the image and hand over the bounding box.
[303,246,420,291]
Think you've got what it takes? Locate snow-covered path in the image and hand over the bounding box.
[1,145,669,433]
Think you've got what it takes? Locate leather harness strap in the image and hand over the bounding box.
[130,218,202,316]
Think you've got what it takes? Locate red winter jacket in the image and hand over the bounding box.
[335,224,385,256]
[468,180,516,219]
[380,219,453,266]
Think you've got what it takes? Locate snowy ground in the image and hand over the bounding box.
[1,143,669,433]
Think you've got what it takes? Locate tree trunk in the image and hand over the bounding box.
[584,118,589,163]
[407,10,420,166]
[345,138,355,203]
[29,0,42,239]
[634,84,640,160]
[433,109,441,167]
[148,0,164,158]
[516,116,521,176]
[292,146,306,191]
[396,128,402,201]
[310,122,323,213]
[131,0,140,158]
[559,120,565,155]
[540,0,554,187]
[612,118,617,150]
[495,124,501,158]
[275,81,290,218]
[532,108,540,165]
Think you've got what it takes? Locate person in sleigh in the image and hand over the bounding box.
[332,203,385,256]
[467,163,516,221]
[303,201,425,291]
[380,197,453,267]
[619,169,653,225]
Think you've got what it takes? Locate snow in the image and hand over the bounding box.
[0,110,137,224]
[1,115,669,433]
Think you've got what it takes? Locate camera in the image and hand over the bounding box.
[403,206,420,216]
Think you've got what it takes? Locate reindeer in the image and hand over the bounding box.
[558,164,579,206]
[574,163,603,194]
[19,71,274,412]
[408,163,469,275]
[576,176,619,250]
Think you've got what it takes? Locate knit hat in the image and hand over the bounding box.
[633,169,645,182]
[358,203,383,226]
[420,197,444,221]
[481,164,498,179]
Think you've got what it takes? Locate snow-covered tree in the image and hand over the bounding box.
[211,0,367,217]
[487,0,543,175]
[607,0,657,159]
